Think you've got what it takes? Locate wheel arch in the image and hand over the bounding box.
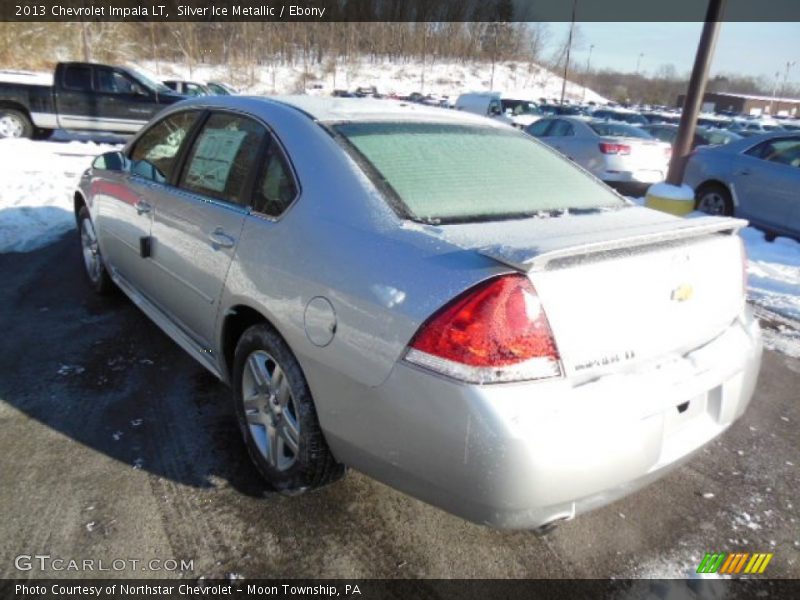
[220,304,284,384]
[74,191,87,226]
[695,179,736,206]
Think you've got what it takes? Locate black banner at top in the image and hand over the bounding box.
[2,0,800,22]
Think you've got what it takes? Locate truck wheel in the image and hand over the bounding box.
[0,109,33,139]
[233,324,345,494]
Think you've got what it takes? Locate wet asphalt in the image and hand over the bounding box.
[0,232,798,580]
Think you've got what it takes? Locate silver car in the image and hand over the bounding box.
[684,132,800,240]
[525,116,672,188]
[75,96,762,530]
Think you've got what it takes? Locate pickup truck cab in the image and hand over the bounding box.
[0,62,186,139]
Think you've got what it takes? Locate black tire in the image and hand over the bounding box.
[0,108,34,139]
[33,127,54,140]
[695,183,733,216]
[77,206,115,295]
[233,324,344,493]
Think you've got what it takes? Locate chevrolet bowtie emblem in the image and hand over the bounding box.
[671,283,694,302]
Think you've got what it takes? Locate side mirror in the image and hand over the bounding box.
[93,151,127,172]
[489,105,502,116]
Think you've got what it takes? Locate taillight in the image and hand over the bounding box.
[405,275,562,384]
[598,142,631,155]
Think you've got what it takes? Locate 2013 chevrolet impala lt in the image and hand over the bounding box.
[74,96,762,529]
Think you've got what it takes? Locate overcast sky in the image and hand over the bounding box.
[549,22,800,84]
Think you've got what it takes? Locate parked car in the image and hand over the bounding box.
[206,81,238,96]
[728,120,785,137]
[163,80,211,97]
[640,124,743,149]
[538,103,587,117]
[525,116,671,189]
[0,61,186,139]
[684,132,800,239]
[500,98,544,128]
[75,96,761,530]
[591,108,648,126]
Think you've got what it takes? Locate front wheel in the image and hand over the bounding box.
[233,324,344,493]
[695,183,733,216]
[0,108,33,139]
[78,206,114,295]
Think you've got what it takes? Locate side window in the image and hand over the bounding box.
[179,112,267,206]
[526,119,552,137]
[761,139,800,167]
[548,120,574,137]
[184,83,206,97]
[95,68,137,94]
[63,66,92,91]
[130,111,199,184]
[252,140,298,217]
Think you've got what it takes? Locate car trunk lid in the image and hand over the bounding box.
[430,207,747,378]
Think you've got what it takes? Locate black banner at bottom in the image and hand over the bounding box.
[2,579,799,600]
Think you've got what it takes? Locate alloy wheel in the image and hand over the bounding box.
[241,350,301,471]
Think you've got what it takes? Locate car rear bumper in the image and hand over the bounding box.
[602,169,666,183]
[317,306,762,529]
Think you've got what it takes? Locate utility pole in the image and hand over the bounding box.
[582,44,594,103]
[769,70,781,115]
[666,0,726,186]
[636,52,644,74]
[776,60,797,115]
[559,0,577,105]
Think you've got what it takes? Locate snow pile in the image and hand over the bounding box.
[136,57,608,104]
[741,227,800,322]
[0,138,120,253]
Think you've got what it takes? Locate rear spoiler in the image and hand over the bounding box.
[478,216,748,272]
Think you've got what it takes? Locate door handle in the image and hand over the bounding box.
[208,227,235,250]
[135,200,151,215]
[736,170,750,176]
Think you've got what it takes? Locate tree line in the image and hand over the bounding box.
[1,21,795,105]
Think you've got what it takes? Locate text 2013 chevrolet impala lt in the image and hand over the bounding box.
[75,97,762,530]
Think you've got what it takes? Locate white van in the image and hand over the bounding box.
[455,92,542,128]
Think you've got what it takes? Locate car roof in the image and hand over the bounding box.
[174,95,510,129]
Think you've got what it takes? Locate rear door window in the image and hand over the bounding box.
[252,140,298,217]
[63,65,92,91]
[548,120,575,137]
[526,119,553,137]
[178,112,267,206]
[130,111,200,183]
[95,68,137,94]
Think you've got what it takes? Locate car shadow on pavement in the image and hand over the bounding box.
[0,231,272,498]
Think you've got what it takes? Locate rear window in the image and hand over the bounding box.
[589,122,652,139]
[334,122,624,223]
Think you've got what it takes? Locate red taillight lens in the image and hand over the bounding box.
[405,275,562,383]
[598,142,631,155]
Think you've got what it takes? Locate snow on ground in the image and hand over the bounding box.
[135,57,608,104]
[0,138,120,253]
[740,227,800,322]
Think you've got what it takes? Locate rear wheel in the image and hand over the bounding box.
[78,206,114,295]
[695,183,733,216]
[0,108,33,139]
[233,324,344,493]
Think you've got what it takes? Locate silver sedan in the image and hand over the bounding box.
[684,132,800,239]
[75,96,762,530]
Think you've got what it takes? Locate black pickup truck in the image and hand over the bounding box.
[0,62,186,139]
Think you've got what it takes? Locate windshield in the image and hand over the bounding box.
[589,121,653,139]
[125,68,172,93]
[333,122,625,223]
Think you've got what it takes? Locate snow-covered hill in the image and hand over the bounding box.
[137,57,607,103]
